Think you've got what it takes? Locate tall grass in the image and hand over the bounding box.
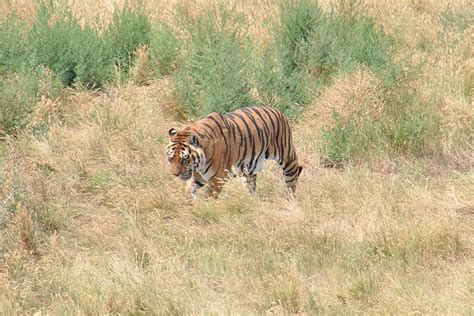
[28,3,151,87]
[0,82,471,314]
[0,73,38,136]
[320,67,440,166]
[321,102,439,166]
[254,0,319,118]
[0,67,62,136]
[262,0,439,165]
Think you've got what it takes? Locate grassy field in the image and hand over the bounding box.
[1,0,473,314]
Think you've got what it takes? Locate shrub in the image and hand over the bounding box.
[0,3,154,135]
[254,0,319,118]
[0,14,28,73]
[0,67,62,137]
[255,49,311,119]
[382,93,438,156]
[305,11,393,78]
[256,0,393,119]
[277,0,323,76]
[104,7,151,79]
[0,73,39,136]
[320,113,363,166]
[149,22,181,76]
[28,3,111,88]
[262,0,436,165]
[174,7,253,117]
[25,3,151,88]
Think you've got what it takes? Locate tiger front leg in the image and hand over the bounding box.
[186,174,206,200]
[191,180,205,200]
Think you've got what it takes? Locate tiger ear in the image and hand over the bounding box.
[168,128,178,137]
[189,135,199,146]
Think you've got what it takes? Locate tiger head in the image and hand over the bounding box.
[165,127,203,181]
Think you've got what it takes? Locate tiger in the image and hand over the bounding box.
[165,106,303,199]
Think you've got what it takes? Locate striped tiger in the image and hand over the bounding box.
[166,106,303,198]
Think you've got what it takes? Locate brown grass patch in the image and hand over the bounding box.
[301,67,383,131]
[130,46,153,86]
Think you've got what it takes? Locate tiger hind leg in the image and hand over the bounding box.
[282,163,303,195]
[243,174,257,193]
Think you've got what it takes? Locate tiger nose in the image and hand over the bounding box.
[172,169,181,177]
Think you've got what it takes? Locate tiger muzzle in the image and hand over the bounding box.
[178,168,192,181]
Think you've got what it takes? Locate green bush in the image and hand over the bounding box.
[23,3,150,88]
[0,3,154,135]
[174,7,253,117]
[0,72,39,136]
[320,113,363,166]
[28,3,111,88]
[277,0,323,76]
[256,0,393,119]
[305,13,393,79]
[0,67,62,137]
[255,49,311,119]
[382,91,438,155]
[261,0,436,165]
[149,22,181,76]
[0,15,28,73]
[254,0,319,118]
[104,7,151,78]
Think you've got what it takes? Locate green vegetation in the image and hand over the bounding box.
[268,0,439,165]
[174,7,253,117]
[105,7,151,79]
[0,2,150,135]
[28,4,105,87]
[0,15,27,72]
[320,69,439,166]
[256,0,394,119]
[2,3,150,88]
[0,0,441,166]
[149,22,181,76]
[0,73,39,136]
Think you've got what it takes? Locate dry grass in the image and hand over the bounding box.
[302,67,384,131]
[0,0,279,42]
[130,46,153,86]
[1,0,474,314]
[0,78,472,313]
